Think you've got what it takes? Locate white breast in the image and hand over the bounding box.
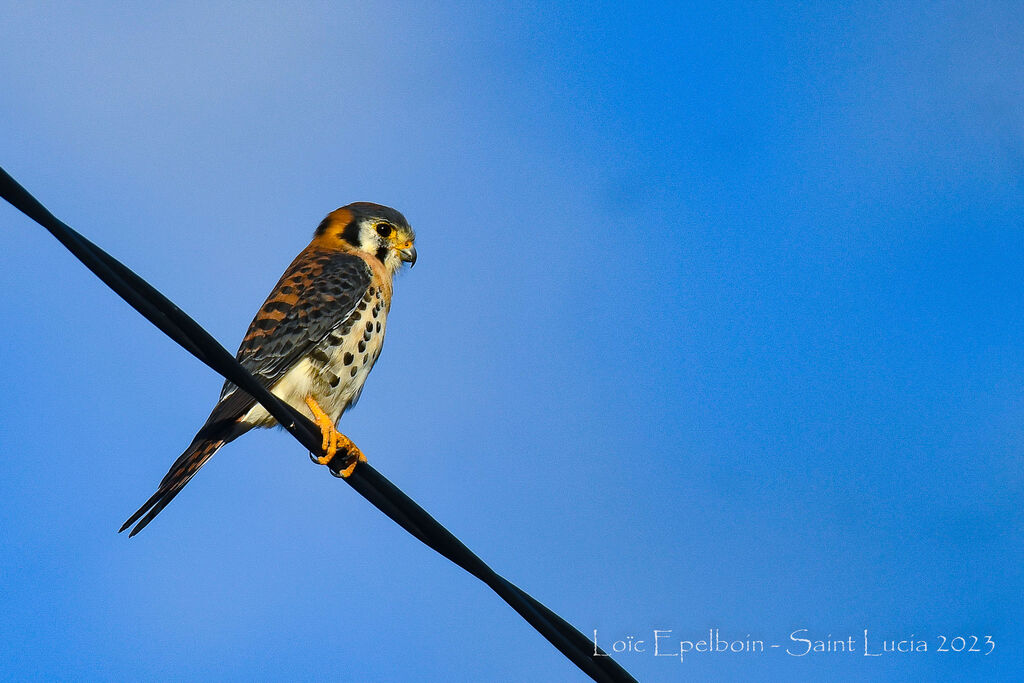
[241,285,389,428]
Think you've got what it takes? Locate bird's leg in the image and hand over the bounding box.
[330,432,367,478]
[305,396,338,461]
[304,397,366,477]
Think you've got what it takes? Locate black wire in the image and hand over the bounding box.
[0,166,637,683]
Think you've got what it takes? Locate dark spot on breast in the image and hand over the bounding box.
[365,321,373,332]
[350,366,358,377]
[343,352,354,365]
[358,301,367,311]
[310,348,330,364]
[362,354,369,365]
[358,340,366,353]
[329,374,341,387]
[376,321,381,333]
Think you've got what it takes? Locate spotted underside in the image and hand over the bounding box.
[200,247,388,436]
[121,201,413,537]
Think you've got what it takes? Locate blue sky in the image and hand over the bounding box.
[1,2,1021,681]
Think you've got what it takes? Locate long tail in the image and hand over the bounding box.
[119,437,226,537]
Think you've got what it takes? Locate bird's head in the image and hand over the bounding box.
[314,202,416,275]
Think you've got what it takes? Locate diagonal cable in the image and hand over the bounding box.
[0,166,636,683]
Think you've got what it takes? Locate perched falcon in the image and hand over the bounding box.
[120,203,416,536]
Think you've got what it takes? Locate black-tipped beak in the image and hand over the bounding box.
[399,244,417,267]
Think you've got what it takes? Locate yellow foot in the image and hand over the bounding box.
[304,396,367,478]
[333,434,368,478]
[305,396,339,463]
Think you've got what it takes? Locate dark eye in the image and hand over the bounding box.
[376,223,393,238]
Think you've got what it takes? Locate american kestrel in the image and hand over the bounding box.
[120,203,416,536]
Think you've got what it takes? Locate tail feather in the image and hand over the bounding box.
[120,438,226,537]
